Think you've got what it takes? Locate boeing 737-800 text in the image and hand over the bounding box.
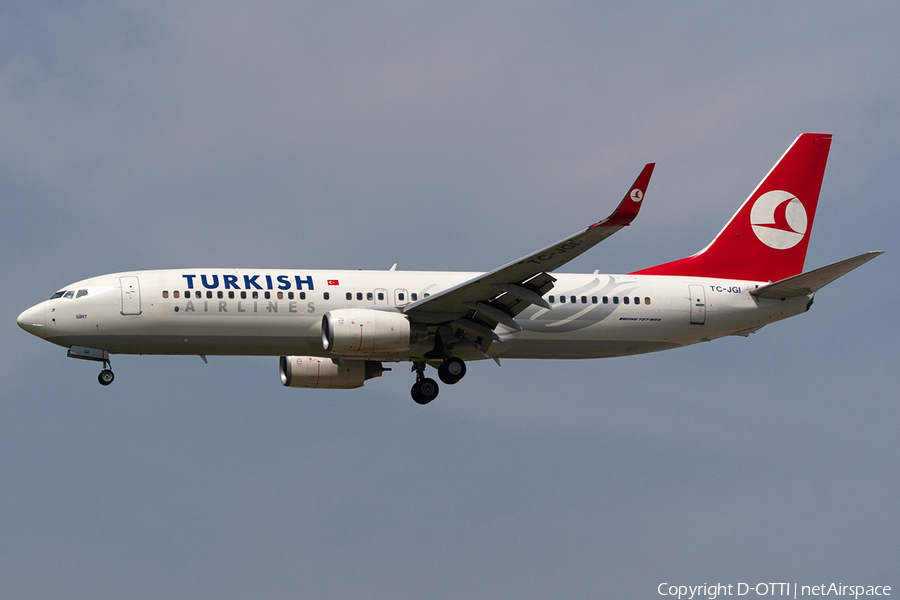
[17,134,881,404]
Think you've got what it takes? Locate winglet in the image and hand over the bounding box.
[594,163,655,228]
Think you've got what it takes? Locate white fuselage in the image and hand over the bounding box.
[18,269,811,363]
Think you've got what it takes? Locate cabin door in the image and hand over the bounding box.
[120,276,142,315]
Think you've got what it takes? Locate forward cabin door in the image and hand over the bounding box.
[688,284,706,325]
[120,276,142,315]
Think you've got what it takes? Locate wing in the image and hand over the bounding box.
[404,163,655,346]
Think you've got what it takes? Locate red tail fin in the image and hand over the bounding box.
[633,133,832,282]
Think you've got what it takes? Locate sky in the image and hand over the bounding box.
[2,2,898,598]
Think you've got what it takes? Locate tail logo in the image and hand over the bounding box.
[749,190,808,250]
[630,189,643,203]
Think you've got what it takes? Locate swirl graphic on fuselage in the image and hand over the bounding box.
[523,276,637,333]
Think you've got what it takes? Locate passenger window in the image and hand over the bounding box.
[207,291,213,299]
[163,291,169,299]
[592,296,597,304]
[570,296,576,304]
[367,292,373,301]
[356,292,363,301]
[174,291,180,299]
[549,295,555,303]
[185,291,191,298]
[229,291,235,299]
[323,292,330,300]
[635,297,640,305]
[346,292,352,300]
[624,297,630,304]
[645,297,651,305]
[241,291,247,299]
[398,293,405,301]
[377,292,384,301]
[277,292,283,300]
[424,293,430,298]
[63,291,75,299]
[265,292,271,300]
[252,291,259,300]
[299,292,306,300]
[288,292,294,300]
[76,290,88,298]
[581,296,587,304]
[560,295,566,303]
[411,293,418,301]
[613,296,619,304]
[218,291,224,299]
[603,296,609,304]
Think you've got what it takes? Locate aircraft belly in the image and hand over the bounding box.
[44,333,323,356]
[498,339,681,359]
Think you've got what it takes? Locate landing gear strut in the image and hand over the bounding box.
[410,362,439,405]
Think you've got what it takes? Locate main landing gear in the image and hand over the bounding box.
[410,357,467,405]
[438,357,466,385]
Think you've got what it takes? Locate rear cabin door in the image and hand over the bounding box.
[120,276,142,315]
[688,284,706,325]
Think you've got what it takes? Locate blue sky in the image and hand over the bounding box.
[2,2,898,598]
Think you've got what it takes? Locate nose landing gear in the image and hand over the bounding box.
[98,367,115,386]
[66,345,115,386]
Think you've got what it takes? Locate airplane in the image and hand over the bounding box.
[17,133,882,404]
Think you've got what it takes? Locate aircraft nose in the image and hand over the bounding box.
[17,303,46,338]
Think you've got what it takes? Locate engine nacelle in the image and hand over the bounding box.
[321,308,426,356]
[279,356,386,389]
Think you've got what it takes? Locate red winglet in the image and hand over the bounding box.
[596,163,655,228]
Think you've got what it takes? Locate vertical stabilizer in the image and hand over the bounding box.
[633,133,832,282]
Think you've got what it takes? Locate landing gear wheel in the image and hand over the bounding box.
[411,377,439,405]
[438,357,466,385]
[98,369,115,386]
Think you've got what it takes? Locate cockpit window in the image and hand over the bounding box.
[76,290,88,298]
[50,291,66,299]
[63,291,75,299]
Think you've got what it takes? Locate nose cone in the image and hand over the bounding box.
[17,303,46,338]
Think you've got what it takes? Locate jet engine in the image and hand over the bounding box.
[321,308,427,356]
[279,356,387,389]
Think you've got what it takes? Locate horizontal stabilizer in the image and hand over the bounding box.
[750,251,883,299]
